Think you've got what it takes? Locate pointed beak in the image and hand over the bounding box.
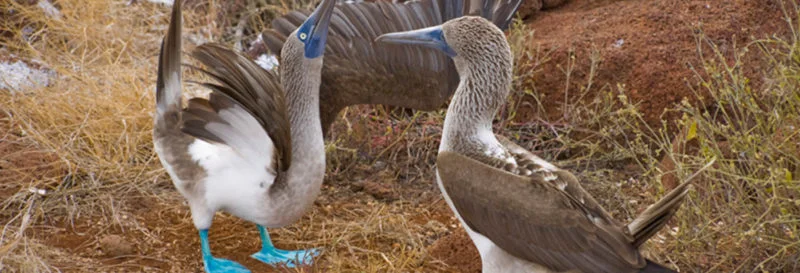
[303,0,335,58]
[375,25,457,57]
[309,0,335,38]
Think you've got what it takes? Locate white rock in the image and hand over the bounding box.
[613,38,624,48]
[38,0,62,19]
[0,60,55,93]
[147,0,174,5]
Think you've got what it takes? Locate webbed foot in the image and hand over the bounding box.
[203,256,250,273]
[251,247,319,268]
[251,225,320,268]
[199,229,250,273]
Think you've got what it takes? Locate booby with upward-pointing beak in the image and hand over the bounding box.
[376,16,712,273]
[153,0,334,271]
[260,0,523,135]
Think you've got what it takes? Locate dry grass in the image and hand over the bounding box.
[503,3,800,272]
[0,0,798,272]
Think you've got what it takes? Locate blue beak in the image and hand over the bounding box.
[299,0,335,59]
[375,25,457,58]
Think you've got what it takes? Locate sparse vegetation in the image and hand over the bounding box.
[1,0,798,272]
[502,3,800,271]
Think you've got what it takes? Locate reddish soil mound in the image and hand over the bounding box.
[427,229,481,273]
[432,0,788,271]
[516,0,785,127]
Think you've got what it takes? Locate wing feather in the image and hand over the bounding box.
[182,43,292,172]
[260,0,523,132]
[436,151,646,273]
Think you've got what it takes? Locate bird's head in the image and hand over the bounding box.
[374,16,509,64]
[291,0,335,59]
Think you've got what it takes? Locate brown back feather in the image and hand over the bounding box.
[437,151,646,272]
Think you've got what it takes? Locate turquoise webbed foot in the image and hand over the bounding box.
[203,256,250,273]
[250,225,320,268]
[199,229,250,273]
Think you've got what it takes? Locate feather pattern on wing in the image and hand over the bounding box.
[260,0,523,131]
[437,151,647,273]
[183,43,292,172]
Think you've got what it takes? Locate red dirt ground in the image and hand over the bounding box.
[515,0,786,128]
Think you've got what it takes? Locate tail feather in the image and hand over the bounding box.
[466,0,524,30]
[155,0,182,117]
[491,0,524,30]
[639,259,677,273]
[628,158,716,247]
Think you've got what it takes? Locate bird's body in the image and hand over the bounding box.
[377,16,702,273]
[256,0,523,134]
[153,0,334,271]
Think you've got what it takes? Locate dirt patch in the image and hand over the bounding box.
[516,0,786,128]
[99,235,136,257]
[32,198,315,272]
[427,229,481,273]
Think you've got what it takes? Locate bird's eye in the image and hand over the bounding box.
[299,33,307,40]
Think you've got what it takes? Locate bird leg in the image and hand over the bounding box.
[199,229,250,273]
[250,225,319,268]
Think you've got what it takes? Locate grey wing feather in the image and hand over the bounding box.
[437,151,646,273]
[184,43,292,171]
[261,0,522,120]
[180,97,227,144]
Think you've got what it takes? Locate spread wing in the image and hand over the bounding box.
[260,0,523,129]
[182,43,292,172]
[436,151,646,273]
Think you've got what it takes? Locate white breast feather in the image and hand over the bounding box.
[214,105,274,167]
[186,103,279,222]
[476,129,516,165]
[188,139,277,220]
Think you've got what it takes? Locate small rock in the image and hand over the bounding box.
[146,0,173,5]
[99,235,135,257]
[613,38,625,48]
[37,0,61,19]
[360,181,397,201]
[372,160,387,171]
[0,59,55,93]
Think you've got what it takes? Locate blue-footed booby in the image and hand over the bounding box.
[376,16,711,273]
[258,0,523,135]
[152,0,334,271]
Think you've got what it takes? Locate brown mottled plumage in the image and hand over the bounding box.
[257,0,523,135]
[378,16,711,273]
